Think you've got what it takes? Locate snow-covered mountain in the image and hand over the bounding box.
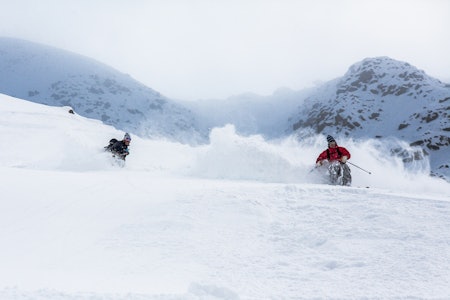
[287,57,450,180]
[0,37,203,143]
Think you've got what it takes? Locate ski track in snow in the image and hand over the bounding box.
[1,95,450,299]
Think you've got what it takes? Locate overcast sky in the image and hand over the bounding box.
[1,0,449,101]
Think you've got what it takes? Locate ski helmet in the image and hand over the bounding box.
[124,133,131,142]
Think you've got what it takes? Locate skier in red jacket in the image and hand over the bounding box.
[316,135,352,186]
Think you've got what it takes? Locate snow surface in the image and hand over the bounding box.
[1,94,450,299]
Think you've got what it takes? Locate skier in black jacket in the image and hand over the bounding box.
[105,133,131,160]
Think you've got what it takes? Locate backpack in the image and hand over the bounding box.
[105,138,118,151]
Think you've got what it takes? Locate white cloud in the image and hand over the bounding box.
[1,0,449,100]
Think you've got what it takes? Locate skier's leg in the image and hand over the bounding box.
[342,163,352,186]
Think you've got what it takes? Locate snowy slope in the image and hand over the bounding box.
[288,57,450,180]
[1,94,450,299]
[0,37,203,143]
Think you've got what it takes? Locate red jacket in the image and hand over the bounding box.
[316,146,351,163]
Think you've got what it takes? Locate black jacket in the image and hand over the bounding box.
[106,139,129,159]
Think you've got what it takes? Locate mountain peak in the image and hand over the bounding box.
[336,56,445,97]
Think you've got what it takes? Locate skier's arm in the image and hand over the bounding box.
[338,147,350,163]
[339,147,351,160]
[316,150,328,165]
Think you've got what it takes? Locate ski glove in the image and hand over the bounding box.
[316,161,322,167]
[341,156,348,163]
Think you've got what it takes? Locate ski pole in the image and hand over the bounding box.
[309,164,323,173]
[348,162,372,174]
